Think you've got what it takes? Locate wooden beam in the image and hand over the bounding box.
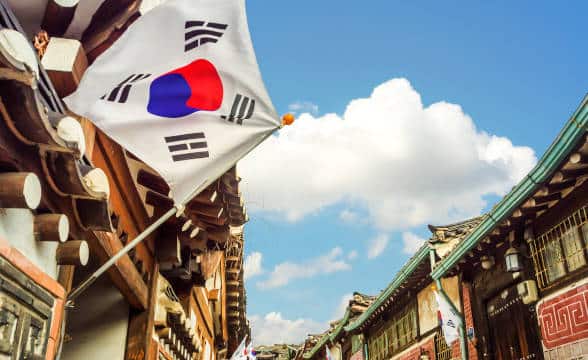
[547,178,577,192]
[145,190,174,210]
[41,37,87,97]
[34,213,69,242]
[192,188,217,205]
[198,214,228,226]
[561,167,588,178]
[521,203,549,214]
[208,289,220,301]
[533,191,562,205]
[56,240,89,266]
[189,201,224,218]
[0,172,42,209]
[207,227,229,244]
[569,152,587,165]
[156,226,181,270]
[137,168,169,195]
[41,0,79,36]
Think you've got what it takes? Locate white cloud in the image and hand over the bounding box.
[332,293,353,321]
[339,209,358,223]
[288,101,319,115]
[402,232,426,255]
[241,78,536,230]
[257,247,351,289]
[250,312,325,345]
[367,233,389,259]
[244,252,264,279]
[347,250,358,260]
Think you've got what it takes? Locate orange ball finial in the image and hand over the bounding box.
[281,113,295,126]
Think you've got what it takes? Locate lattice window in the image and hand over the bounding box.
[434,331,452,360]
[529,205,588,289]
[367,330,387,360]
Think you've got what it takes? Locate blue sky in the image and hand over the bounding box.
[240,1,588,344]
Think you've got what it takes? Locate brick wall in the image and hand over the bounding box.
[537,278,588,359]
[390,334,435,360]
[450,283,478,360]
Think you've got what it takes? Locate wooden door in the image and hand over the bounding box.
[486,286,543,360]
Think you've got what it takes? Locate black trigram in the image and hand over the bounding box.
[185,21,228,51]
[221,94,255,125]
[100,73,151,103]
[164,132,209,162]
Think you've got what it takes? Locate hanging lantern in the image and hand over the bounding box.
[505,246,523,273]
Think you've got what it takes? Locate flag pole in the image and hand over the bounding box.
[67,205,180,304]
[65,119,287,305]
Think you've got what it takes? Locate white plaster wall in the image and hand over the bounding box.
[0,208,59,279]
[61,274,130,360]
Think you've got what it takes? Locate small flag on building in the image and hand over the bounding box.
[434,291,462,347]
[65,0,280,204]
[230,337,247,360]
[325,346,334,360]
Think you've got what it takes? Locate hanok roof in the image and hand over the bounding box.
[256,344,300,360]
[432,95,588,279]
[428,215,486,259]
[303,292,376,359]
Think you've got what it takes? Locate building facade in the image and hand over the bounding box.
[300,97,588,360]
[0,1,250,359]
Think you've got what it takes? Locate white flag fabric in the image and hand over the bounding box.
[434,291,462,346]
[325,346,334,360]
[65,0,280,204]
[229,337,247,360]
[246,343,257,360]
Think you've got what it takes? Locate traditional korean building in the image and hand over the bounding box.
[344,248,465,360]
[430,96,588,359]
[300,97,587,360]
[256,344,300,360]
[0,1,250,359]
[302,293,375,360]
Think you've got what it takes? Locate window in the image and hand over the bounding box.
[434,331,452,360]
[368,301,418,360]
[529,206,588,289]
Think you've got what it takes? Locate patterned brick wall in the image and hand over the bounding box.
[537,279,588,358]
[390,334,434,360]
[450,283,478,360]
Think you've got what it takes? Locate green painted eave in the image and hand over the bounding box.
[343,245,430,333]
[303,310,351,359]
[431,94,588,280]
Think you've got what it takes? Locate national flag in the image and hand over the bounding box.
[64,0,280,204]
[246,343,257,360]
[434,291,462,346]
[325,346,334,360]
[229,337,247,360]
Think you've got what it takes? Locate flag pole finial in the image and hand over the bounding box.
[281,113,295,126]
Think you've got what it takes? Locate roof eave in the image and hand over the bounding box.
[431,94,588,279]
[344,245,430,333]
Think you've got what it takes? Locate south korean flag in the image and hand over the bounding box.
[65,0,280,204]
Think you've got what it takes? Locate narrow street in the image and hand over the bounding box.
[0,1,585,360]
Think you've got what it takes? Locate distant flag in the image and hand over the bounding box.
[230,337,247,360]
[434,291,462,346]
[325,346,334,360]
[246,342,257,360]
[65,0,280,204]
